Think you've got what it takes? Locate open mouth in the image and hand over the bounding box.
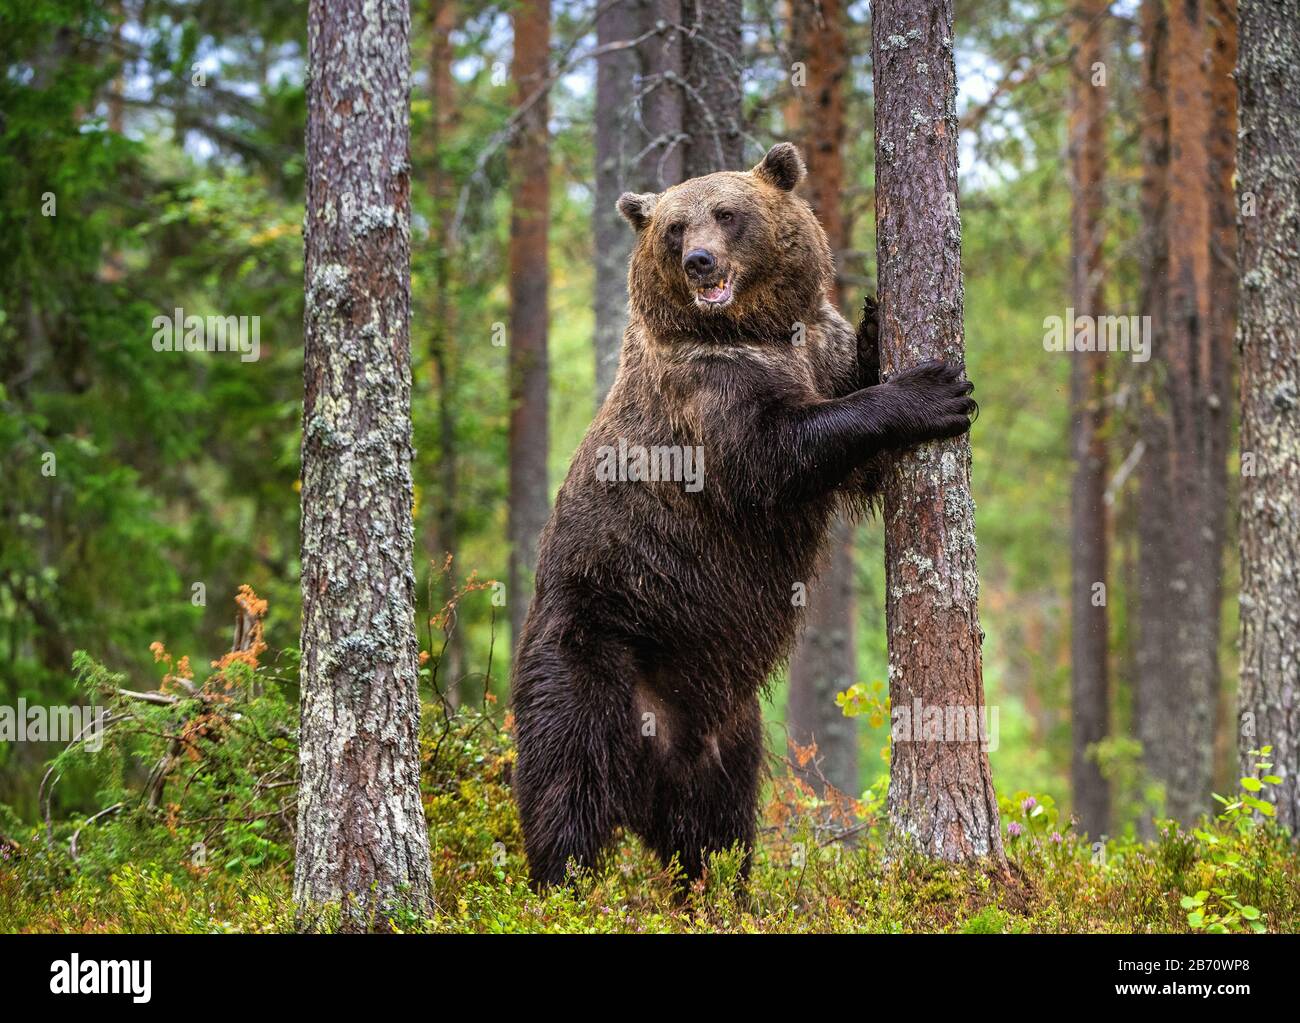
[694,277,734,307]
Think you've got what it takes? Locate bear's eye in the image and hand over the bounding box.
[715,209,734,225]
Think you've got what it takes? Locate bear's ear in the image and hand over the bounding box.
[617,191,658,232]
[752,142,805,192]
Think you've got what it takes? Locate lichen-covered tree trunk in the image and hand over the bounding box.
[785,0,858,796]
[1068,0,1110,839]
[681,0,743,176]
[1236,0,1300,830]
[296,0,434,927]
[508,0,551,649]
[872,0,1005,867]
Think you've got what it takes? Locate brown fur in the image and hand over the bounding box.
[511,144,975,887]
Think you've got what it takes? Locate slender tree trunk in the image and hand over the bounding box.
[681,0,743,175]
[1134,0,1171,837]
[594,0,643,401]
[508,0,551,650]
[427,0,464,703]
[872,0,1006,867]
[297,0,434,926]
[1208,0,1238,794]
[1237,0,1300,830]
[1068,0,1110,838]
[1144,0,1218,824]
[643,0,685,186]
[785,0,858,796]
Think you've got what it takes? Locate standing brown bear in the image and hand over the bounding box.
[511,143,975,887]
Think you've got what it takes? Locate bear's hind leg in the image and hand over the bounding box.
[511,639,639,888]
[641,700,762,887]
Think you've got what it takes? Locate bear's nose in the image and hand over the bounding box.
[683,249,717,280]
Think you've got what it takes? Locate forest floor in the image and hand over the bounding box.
[3,684,1298,934]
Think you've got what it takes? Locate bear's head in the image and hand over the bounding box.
[618,143,833,343]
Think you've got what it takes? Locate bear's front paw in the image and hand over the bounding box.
[887,359,977,444]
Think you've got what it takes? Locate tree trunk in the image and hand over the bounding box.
[1207,0,1238,793]
[1237,0,1300,830]
[643,0,685,186]
[785,0,858,797]
[508,0,551,650]
[1068,0,1110,839]
[681,0,744,176]
[872,0,1006,867]
[1140,0,1219,824]
[427,0,464,704]
[297,0,434,927]
[594,0,643,401]
[1134,0,1171,838]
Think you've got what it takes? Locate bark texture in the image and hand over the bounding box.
[1135,0,1170,837]
[872,0,1005,866]
[1237,0,1300,830]
[1208,0,1239,790]
[681,0,744,176]
[426,0,464,702]
[508,0,551,649]
[785,0,858,796]
[1138,0,1222,824]
[594,0,643,400]
[1068,0,1110,838]
[297,0,434,926]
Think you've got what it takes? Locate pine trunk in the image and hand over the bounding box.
[785,0,858,796]
[508,0,551,650]
[594,0,643,401]
[1237,0,1300,830]
[681,0,744,175]
[1135,0,1171,837]
[297,0,434,927]
[872,0,1006,866]
[1068,0,1110,839]
[427,0,464,703]
[1145,0,1219,823]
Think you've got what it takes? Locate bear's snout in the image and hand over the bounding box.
[683,248,718,282]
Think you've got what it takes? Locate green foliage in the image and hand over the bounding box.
[1178,748,1284,934]
[5,703,1299,933]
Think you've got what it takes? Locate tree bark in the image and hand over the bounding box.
[872,0,1006,867]
[1207,0,1239,793]
[681,0,744,176]
[785,0,858,797]
[508,0,551,650]
[427,0,464,704]
[643,0,685,186]
[1134,0,1171,838]
[594,0,643,401]
[1237,0,1300,830]
[1068,0,1110,839]
[297,0,434,926]
[1139,0,1220,824]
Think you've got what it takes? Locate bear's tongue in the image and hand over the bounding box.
[697,279,729,302]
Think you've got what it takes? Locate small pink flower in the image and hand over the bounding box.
[1021,796,1037,813]
[1007,821,1023,837]
[1050,831,1063,844]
